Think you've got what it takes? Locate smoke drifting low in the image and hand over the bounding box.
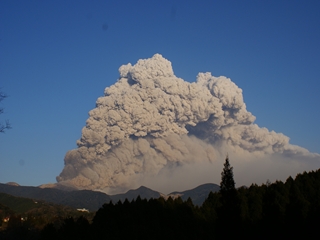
[57,54,320,194]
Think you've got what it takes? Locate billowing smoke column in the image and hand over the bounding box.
[57,54,319,193]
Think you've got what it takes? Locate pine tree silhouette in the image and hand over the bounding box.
[218,155,240,237]
[220,154,235,193]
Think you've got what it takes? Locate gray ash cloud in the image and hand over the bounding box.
[57,54,320,194]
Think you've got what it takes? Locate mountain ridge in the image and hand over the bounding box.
[169,183,220,206]
[0,183,219,211]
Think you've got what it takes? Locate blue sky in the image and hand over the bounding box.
[1,0,320,188]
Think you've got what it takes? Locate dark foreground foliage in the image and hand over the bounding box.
[1,168,320,239]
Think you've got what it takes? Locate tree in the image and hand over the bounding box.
[220,155,235,194]
[0,89,11,133]
[218,155,241,237]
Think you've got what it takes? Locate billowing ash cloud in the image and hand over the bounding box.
[57,54,320,194]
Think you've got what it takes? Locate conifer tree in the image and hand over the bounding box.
[218,155,241,237]
[220,155,235,194]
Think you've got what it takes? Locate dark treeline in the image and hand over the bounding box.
[202,168,320,239]
[1,167,320,239]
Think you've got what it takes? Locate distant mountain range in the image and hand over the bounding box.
[0,183,220,211]
[169,183,220,206]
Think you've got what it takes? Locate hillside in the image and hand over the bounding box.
[169,183,220,206]
[0,183,219,211]
[1,168,320,239]
[0,192,40,214]
[0,184,111,211]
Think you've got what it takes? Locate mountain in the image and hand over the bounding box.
[110,186,162,203]
[169,183,220,206]
[0,183,219,211]
[5,182,20,187]
[0,183,111,211]
[0,192,83,216]
[0,192,40,214]
[0,192,94,232]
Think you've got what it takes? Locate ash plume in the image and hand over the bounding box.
[57,54,320,194]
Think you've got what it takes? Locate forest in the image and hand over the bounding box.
[1,157,319,239]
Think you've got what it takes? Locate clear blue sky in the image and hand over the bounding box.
[1,0,320,188]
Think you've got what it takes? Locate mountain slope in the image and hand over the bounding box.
[0,183,111,211]
[110,186,162,203]
[0,183,219,210]
[169,183,220,206]
[0,192,39,214]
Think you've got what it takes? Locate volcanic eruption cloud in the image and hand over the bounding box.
[57,54,320,194]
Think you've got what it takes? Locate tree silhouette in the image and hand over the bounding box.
[220,155,235,193]
[218,155,240,237]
